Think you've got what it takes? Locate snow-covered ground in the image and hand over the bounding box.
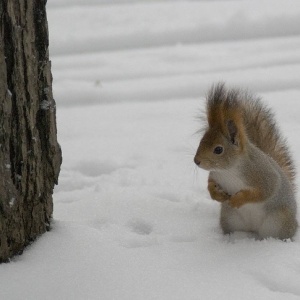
[1,1,300,299]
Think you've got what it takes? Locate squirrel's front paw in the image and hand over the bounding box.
[229,192,245,208]
[208,182,230,202]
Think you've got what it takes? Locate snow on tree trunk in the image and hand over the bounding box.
[0,0,62,262]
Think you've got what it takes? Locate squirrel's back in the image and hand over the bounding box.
[206,83,296,188]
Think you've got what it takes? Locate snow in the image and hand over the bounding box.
[1,1,300,299]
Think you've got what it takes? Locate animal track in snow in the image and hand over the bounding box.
[127,218,153,235]
[76,160,136,177]
[119,219,157,248]
[251,272,300,297]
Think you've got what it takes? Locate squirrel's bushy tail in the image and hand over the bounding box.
[207,83,296,188]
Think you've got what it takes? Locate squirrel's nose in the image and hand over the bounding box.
[194,156,201,166]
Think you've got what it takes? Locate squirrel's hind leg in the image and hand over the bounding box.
[258,208,298,240]
[220,202,248,234]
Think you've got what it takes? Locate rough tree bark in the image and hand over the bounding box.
[0,0,62,261]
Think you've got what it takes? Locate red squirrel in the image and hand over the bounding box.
[194,83,297,240]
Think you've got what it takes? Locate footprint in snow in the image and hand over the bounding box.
[120,219,157,248]
[127,218,153,235]
[250,272,300,297]
[75,160,136,177]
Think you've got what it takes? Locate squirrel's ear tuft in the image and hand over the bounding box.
[227,120,238,145]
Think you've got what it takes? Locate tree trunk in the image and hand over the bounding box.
[0,0,62,262]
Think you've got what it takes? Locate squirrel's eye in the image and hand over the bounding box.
[213,146,223,155]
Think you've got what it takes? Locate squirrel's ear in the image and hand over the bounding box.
[227,120,238,145]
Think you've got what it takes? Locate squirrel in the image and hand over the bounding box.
[194,83,298,240]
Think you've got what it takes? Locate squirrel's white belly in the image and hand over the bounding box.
[210,169,246,195]
[234,202,266,232]
[212,170,266,232]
